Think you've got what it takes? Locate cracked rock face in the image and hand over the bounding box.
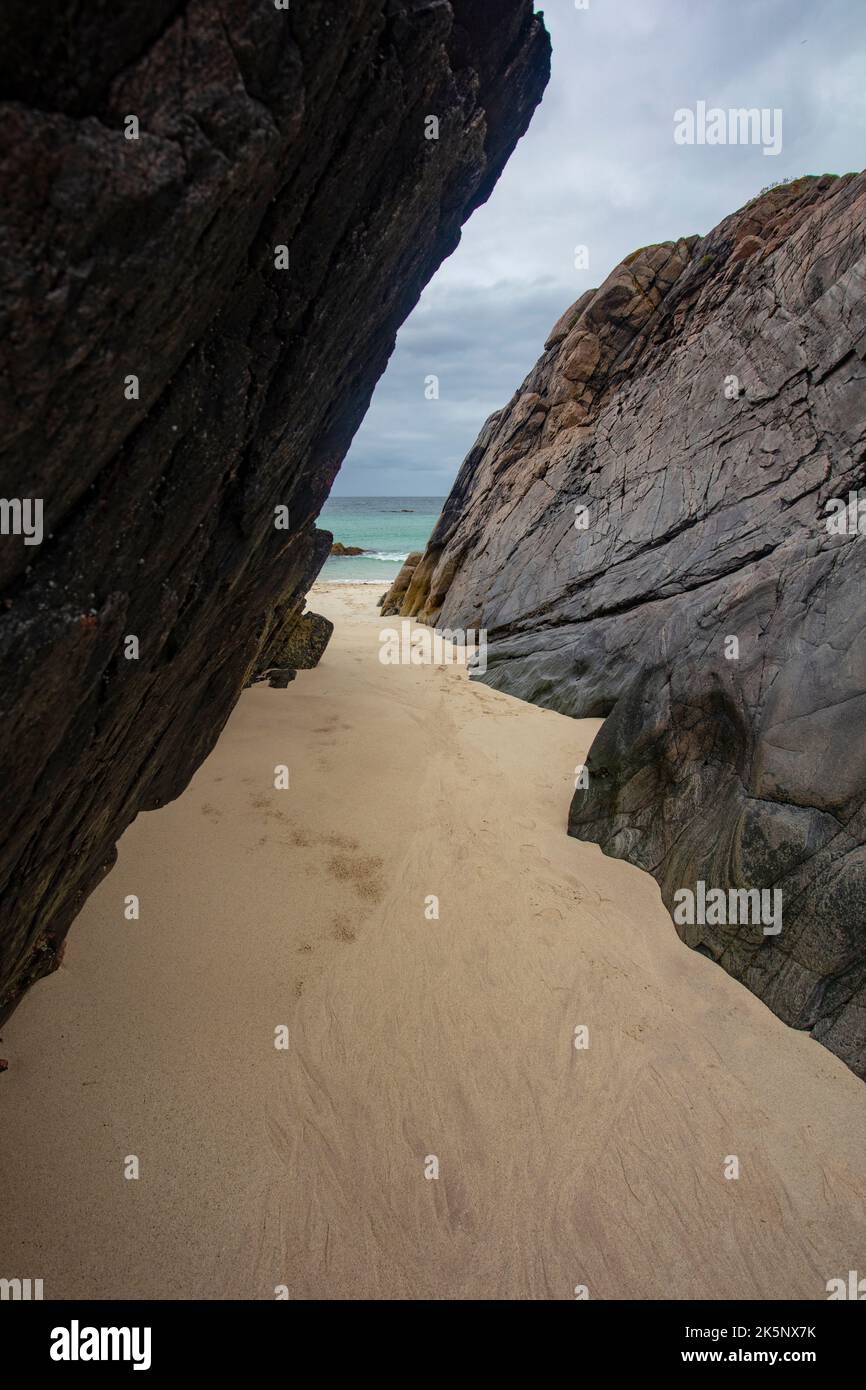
[398,174,866,1077]
[0,0,550,1021]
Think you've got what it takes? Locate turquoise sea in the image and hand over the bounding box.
[318,497,445,584]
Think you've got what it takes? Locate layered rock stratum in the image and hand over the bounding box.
[392,174,866,1077]
[380,550,424,615]
[0,0,549,1021]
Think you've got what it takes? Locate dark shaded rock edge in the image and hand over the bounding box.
[0,1,550,1022]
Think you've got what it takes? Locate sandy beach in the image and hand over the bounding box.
[1,583,865,1301]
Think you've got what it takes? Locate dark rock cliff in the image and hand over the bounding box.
[394,174,866,1077]
[0,1,550,1021]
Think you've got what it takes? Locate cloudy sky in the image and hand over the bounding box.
[335,0,866,496]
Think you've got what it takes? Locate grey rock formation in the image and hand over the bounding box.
[397,174,866,1077]
[0,1,550,1021]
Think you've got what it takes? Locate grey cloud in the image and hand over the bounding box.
[336,0,866,495]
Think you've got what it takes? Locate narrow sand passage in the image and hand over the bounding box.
[1,584,865,1300]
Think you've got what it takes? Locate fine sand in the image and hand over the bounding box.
[1,584,865,1300]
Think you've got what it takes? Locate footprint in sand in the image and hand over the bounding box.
[312,716,340,734]
[249,793,288,825]
[327,852,385,903]
[323,832,360,851]
[332,912,357,943]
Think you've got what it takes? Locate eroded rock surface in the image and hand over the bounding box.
[398,175,866,1076]
[247,601,334,689]
[380,551,424,615]
[0,1,549,1020]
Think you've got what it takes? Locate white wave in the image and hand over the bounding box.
[329,550,408,563]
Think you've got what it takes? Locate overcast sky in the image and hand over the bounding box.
[335,0,866,496]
